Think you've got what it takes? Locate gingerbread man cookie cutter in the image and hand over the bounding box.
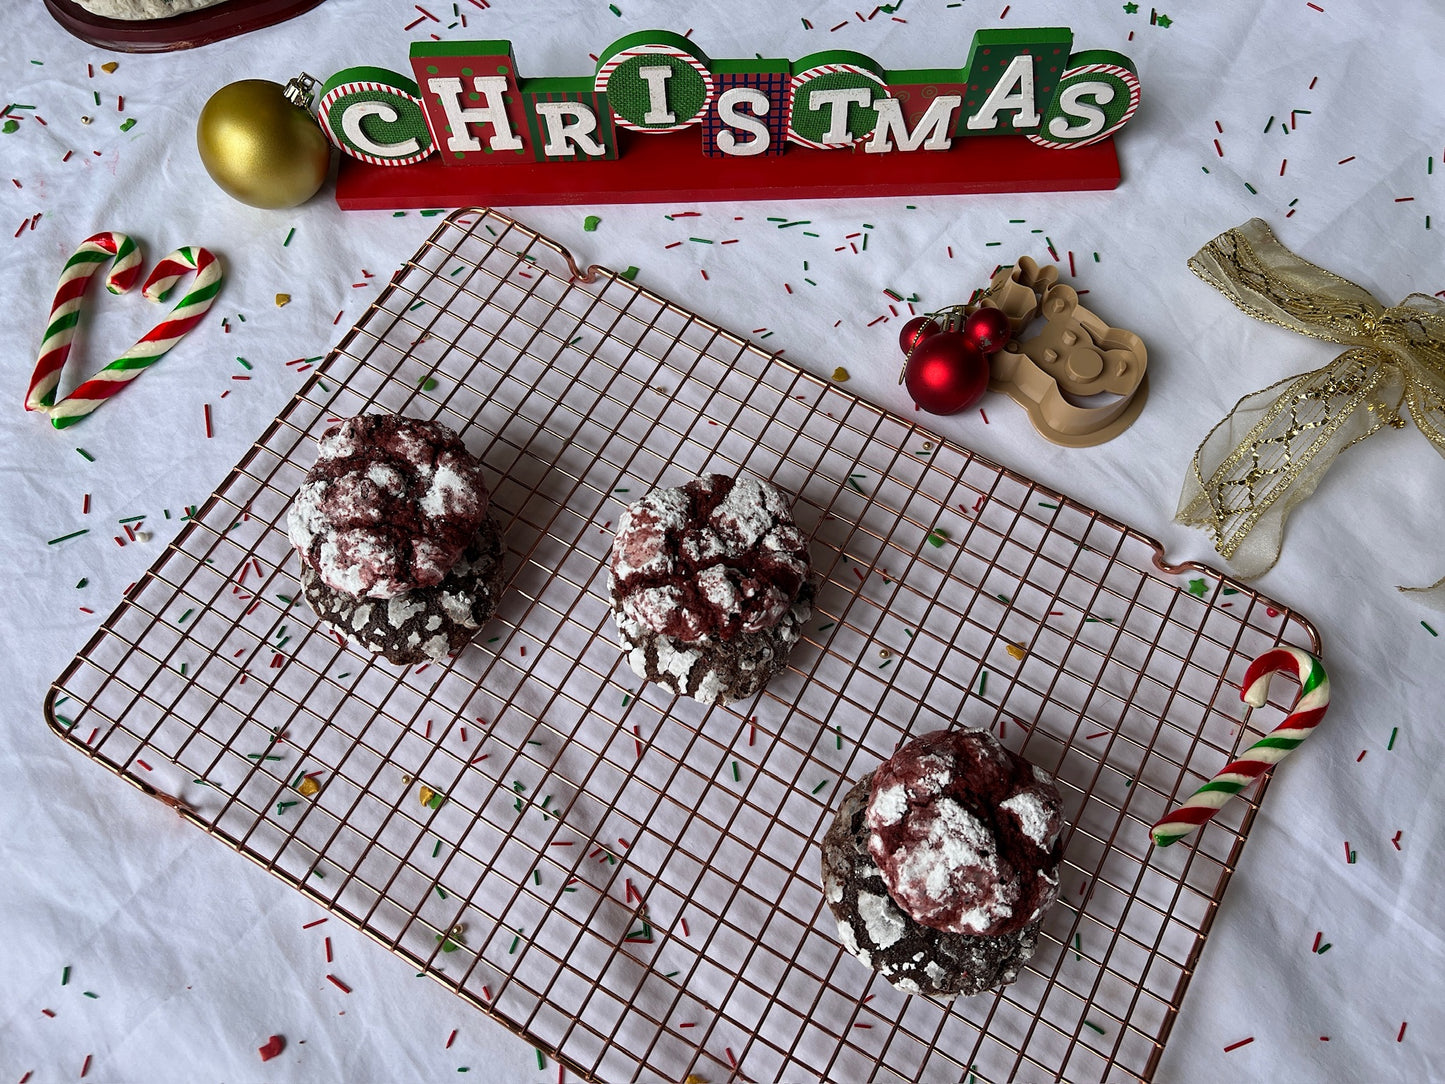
[973,256,1148,446]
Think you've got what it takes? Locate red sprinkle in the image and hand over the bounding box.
[446,1028,457,1049]
[1311,930,1322,952]
[42,1008,56,1018]
[80,1055,92,1079]
[326,974,351,993]
[324,936,333,963]
[1223,1037,1254,1052]
[1357,750,1367,762]
[258,1035,285,1062]
[302,918,328,929]
[203,403,213,439]
[1398,1021,1408,1042]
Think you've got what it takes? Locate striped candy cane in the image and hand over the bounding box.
[26,231,144,413]
[38,246,224,430]
[1150,646,1329,848]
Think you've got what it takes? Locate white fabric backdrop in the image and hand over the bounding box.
[3,1,1443,1081]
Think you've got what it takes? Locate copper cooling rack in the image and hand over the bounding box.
[46,209,1322,1083]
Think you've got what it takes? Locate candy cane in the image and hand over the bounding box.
[1150,647,1329,848]
[26,231,144,413]
[36,246,224,430]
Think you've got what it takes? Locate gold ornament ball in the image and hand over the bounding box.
[197,79,331,209]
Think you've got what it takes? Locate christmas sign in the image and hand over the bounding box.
[328,28,1140,209]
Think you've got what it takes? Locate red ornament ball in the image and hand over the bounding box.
[963,307,1013,355]
[899,316,941,356]
[904,331,990,415]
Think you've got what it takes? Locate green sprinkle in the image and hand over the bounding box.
[1422,621,1438,637]
[621,693,631,706]
[178,608,194,623]
[777,220,811,229]
[420,208,445,217]
[418,376,439,391]
[118,514,147,523]
[811,778,829,795]
[608,2,621,13]
[276,800,297,813]
[75,447,94,462]
[433,839,443,857]
[996,594,1010,604]
[731,760,741,782]
[663,969,679,978]
[533,869,541,885]
[927,528,949,548]
[47,529,89,545]
[816,621,835,632]
[119,118,136,132]
[619,266,639,281]
[408,300,427,311]
[536,1050,546,1071]
[62,966,70,986]
[1037,501,1058,509]
[1317,942,1332,954]
[1264,116,1275,133]
[509,929,522,953]
[246,753,284,762]
[847,476,865,492]
[1083,1020,1105,1035]
[1244,182,1258,195]
[1073,933,1082,960]
[283,227,295,247]
[1388,726,1399,750]
[978,671,988,696]
[83,991,98,999]
[236,356,252,370]
[435,885,448,899]
[689,236,713,244]
[878,658,892,669]
[836,724,843,749]
[584,215,601,231]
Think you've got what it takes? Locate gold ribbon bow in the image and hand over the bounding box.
[1178,219,1445,593]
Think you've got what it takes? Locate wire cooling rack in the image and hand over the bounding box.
[47,209,1322,1083]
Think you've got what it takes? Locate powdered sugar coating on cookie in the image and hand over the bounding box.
[288,414,490,599]
[608,474,809,642]
[866,728,1062,937]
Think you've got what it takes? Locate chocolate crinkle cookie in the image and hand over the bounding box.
[607,473,814,704]
[821,728,1064,999]
[288,414,505,666]
[288,413,491,600]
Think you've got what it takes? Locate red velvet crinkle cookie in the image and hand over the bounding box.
[866,728,1063,937]
[607,473,813,704]
[287,414,490,599]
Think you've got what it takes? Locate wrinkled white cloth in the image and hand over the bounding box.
[2,2,1443,1082]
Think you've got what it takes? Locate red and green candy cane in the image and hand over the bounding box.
[26,231,144,413]
[1150,646,1329,848]
[26,236,223,429]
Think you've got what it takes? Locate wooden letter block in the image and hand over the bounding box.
[1029,49,1141,149]
[522,76,618,162]
[318,65,435,166]
[411,40,530,164]
[702,59,791,158]
[961,28,1072,136]
[594,30,715,133]
[787,50,888,149]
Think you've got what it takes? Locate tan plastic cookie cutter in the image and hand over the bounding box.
[973,255,1148,446]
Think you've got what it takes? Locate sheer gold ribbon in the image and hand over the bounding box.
[1178,219,1445,596]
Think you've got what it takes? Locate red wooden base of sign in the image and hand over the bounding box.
[334,130,1120,210]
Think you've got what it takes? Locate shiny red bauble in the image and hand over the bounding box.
[899,315,942,356]
[962,306,1013,355]
[903,331,990,415]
